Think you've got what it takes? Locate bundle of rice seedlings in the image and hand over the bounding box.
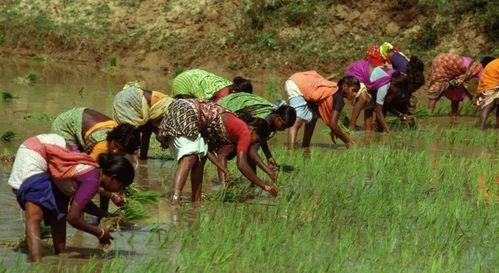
[204,179,254,203]
[102,188,162,228]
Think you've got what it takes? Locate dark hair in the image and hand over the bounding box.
[406,56,425,93]
[107,124,141,154]
[480,56,495,68]
[390,71,408,91]
[247,117,271,140]
[230,76,253,93]
[338,75,360,91]
[98,154,135,187]
[273,105,296,128]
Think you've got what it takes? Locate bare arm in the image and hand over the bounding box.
[236,152,278,197]
[207,151,230,177]
[66,202,113,243]
[138,124,153,160]
[349,93,368,130]
[83,201,110,218]
[261,141,277,167]
[375,104,390,132]
[248,144,277,181]
[329,110,352,148]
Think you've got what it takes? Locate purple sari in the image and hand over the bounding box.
[346,60,395,91]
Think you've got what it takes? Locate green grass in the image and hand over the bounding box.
[1,127,496,272]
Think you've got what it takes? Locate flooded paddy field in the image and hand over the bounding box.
[0,58,497,272]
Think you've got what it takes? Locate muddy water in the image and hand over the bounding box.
[0,58,494,266]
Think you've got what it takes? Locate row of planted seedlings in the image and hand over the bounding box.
[1,130,497,272]
[149,144,497,272]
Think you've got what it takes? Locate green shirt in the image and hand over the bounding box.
[218,92,276,119]
[172,69,232,99]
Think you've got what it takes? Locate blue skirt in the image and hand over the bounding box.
[15,173,70,225]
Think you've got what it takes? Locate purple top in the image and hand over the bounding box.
[73,168,100,208]
[346,60,396,91]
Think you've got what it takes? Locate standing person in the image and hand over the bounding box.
[427,53,484,122]
[52,107,140,212]
[218,92,296,173]
[113,82,174,159]
[8,134,134,262]
[172,69,253,101]
[156,99,278,204]
[285,71,360,150]
[476,58,499,129]
[346,60,408,132]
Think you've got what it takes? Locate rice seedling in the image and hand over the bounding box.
[31,55,52,64]
[102,187,162,228]
[100,54,117,74]
[23,112,55,122]
[1,131,16,142]
[1,91,16,102]
[14,71,39,85]
[204,179,254,203]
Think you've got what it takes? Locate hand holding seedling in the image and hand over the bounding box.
[98,227,114,245]
[264,184,278,197]
[110,192,126,207]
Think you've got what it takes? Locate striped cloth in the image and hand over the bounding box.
[172,69,232,100]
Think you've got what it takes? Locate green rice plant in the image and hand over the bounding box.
[263,76,282,102]
[204,180,254,203]
[1,91,16,102]
[101,54,117,74]
[14,71,39,85]
[23,112,55,122]
[31,55,52,64]
[1,130,15,142]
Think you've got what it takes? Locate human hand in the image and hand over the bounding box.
[98,227,114,245]
[264,184,278,197]
[345,141,354,149]
[268,158,278,169]
[110,192,126,207]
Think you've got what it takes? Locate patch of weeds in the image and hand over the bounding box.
[410,21,448,51]
[253,31,279,51]
[101,54,117,74]
[31,55,52,64]
[1,131,16,142]
[1,91,16,102]
[118,0,145,8]
[174,63,186,77]
[14,71,39,85]
[163,3,173,12]
[263,76,282,101]
[23,112,55,122]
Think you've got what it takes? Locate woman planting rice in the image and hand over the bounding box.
[52,107,140,212]
[476,58,499,129]
[285,71,360,149]
[365,42,425,119]
[346,60,408,132]
[113,82,174,159]
[172,68,252,101]
[156,99,278,204]
[52,107,140,161]
[8,134,134,261]
[427,53,488,122]
[218,92,296,180]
